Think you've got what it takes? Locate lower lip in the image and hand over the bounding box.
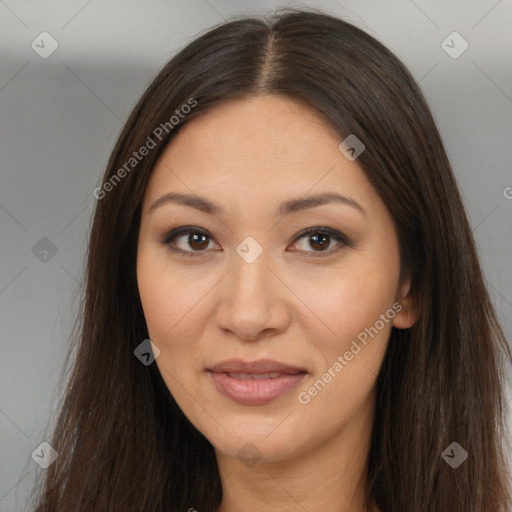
[208,371,307,405]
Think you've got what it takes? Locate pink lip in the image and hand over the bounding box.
[209,358,307,375]
[207,359,308,405]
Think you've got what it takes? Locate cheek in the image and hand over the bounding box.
[293,265,396,434]
[137,248,205,341]
[136,250,214,394]
[292,252,399,414]
[299,256,399,348]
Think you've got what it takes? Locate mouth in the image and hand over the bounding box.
[207,359,308,405]
[222,372,296,380]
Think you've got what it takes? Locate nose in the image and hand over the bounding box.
[214,248,291,341]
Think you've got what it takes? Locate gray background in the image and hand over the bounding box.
[1,0,511,510]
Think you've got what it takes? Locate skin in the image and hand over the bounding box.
[137,95,417,512]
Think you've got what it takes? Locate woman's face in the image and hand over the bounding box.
[137,95,415,466]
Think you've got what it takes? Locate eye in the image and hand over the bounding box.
[290,226,350,256]
[161,225,350,257]
[161,226,220,256]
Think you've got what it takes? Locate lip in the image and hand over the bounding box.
[209,358,307,375]
[207,358,308,405]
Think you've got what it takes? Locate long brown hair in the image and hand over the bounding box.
[32,8,511,511]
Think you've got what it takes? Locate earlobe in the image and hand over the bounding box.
[393,276,419,329]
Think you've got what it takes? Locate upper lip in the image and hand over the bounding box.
[208,358,307,375]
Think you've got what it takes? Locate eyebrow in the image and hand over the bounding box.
[149,191,365,217]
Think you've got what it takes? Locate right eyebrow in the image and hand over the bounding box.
[149,192,222,215]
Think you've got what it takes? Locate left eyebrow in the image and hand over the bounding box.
[278,192,366,217]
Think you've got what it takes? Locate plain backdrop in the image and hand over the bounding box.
[1,1,511,510]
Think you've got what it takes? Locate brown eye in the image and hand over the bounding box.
[162,227,220,256]
[187,232,210,251]
[162,225,349,257]
[307,232,331,251]
[291,227,350,255]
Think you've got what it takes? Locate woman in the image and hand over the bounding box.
[33,8,511,511]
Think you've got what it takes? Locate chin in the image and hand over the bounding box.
[193,409,315,465]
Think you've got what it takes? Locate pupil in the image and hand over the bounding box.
[189,233,208,250]
[310,233,329,251]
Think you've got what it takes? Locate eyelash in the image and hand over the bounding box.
[161,225,351,258]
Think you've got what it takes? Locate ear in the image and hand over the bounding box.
[393,275,419,329]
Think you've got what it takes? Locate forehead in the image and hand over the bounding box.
[166,94,340,162]
[143,95,376,215]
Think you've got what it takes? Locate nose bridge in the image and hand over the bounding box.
[230,243,275,310]
[215,243,288,339]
